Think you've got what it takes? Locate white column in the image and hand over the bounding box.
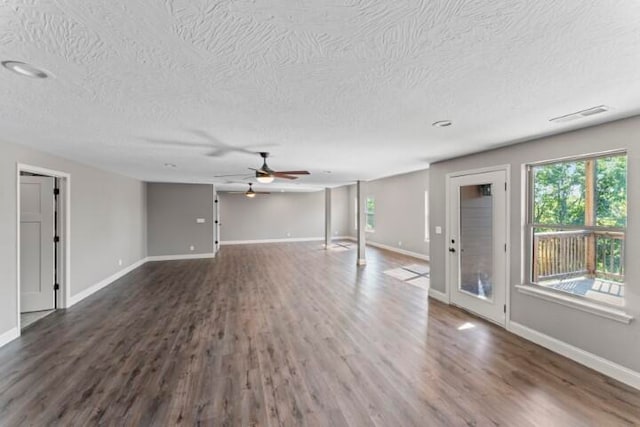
[356,180,366,265]
[324,187,332,249]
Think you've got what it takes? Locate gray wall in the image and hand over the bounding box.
[429,115,640,372]
[348,169,429,256]
[147,183,214,256]
[219,191,326,241]
[331,185,351,237]
[0,139,146,336]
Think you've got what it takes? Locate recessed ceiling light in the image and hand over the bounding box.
[164,163,176,168]
[432,120,452,127]
[2,61,49,79]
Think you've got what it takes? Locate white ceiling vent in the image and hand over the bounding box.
[550,106,610,123]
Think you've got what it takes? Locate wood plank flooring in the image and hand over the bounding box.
[1,242,639,426]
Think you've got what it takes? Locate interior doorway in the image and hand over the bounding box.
[447,167,509,326]
[17,164,70,331]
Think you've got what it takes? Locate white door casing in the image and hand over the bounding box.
[448,169,508,325]
[20,175,55,313]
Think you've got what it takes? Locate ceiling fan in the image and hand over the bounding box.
[227,183,270,198]
[215,152,310,183]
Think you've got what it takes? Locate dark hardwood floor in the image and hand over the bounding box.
[1,242,639,426]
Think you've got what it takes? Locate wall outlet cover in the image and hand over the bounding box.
[435,226,443,234]
[189,245,195,251]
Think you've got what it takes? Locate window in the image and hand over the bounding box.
[527,152,627,306]
[365,197,375,232]
[424,191,429,241]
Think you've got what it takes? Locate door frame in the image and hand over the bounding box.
[16,163,71,332]
[445,164,511,328]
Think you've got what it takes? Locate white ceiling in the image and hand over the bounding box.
[1,1,640,192]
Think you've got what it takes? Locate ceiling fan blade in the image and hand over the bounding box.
[273,173,298,180]
[274,170,310,175]
[254,191,271,194]
[214,173,248,177]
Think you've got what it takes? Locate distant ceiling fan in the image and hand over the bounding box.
[227,183,271,198]
[215,152,310,183]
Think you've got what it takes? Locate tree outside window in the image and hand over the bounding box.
[528,153,627,306]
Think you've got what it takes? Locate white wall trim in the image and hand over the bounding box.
[221,237,324,245]
[68,258,147,307]
[342,236,429,260]
[428,288,449,304]
[509,321,640,391]
[365,240,429,261]
[147,253,216,261]
[0,327,20,349]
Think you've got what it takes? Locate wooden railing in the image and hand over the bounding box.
[533,230,625,283]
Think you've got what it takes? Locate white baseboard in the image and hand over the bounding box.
[339,236,430,261]
[428,288,449,304]
[68,258,148,307]
[146,253,216,261]
[365,240,430,261]
[0,327,20,349]
[509,321,640,391]
[221,237,324,245]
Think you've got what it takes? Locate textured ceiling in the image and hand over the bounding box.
[1,0,640,191]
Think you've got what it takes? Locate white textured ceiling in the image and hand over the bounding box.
[2,1,640,191]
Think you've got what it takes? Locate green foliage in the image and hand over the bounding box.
[532,155,626,228]
[533,161,585,225]
[596,156,627,227]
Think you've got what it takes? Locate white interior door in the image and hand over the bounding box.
[448,170,507,325]
[20,176,55,313]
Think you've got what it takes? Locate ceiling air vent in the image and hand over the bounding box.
[549,105,610,123]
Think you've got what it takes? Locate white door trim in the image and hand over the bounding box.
[445,164,511,329]
[16,163,71,334]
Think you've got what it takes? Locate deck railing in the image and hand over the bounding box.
[533,230,625,283]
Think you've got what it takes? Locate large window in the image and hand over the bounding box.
[365,197,375,232]
[527,152,627,306]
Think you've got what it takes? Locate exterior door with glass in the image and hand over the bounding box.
[448,170,507,325]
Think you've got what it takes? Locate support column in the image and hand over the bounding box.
[585,159,596,276]
[356,180,367,265]
[324,188,332,249]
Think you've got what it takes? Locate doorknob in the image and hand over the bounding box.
[449,247,456,253]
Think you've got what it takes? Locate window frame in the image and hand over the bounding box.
[424,190,429,242]
[525,150,627,307]
[365,196,375,232]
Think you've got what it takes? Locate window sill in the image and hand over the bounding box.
[515,284,634,324]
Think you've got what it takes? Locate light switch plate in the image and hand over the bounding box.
[435,226,442,234]
[196,218,206,223]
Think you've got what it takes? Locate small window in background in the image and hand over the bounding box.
[528,152,627,306]
[425,191,429,241]
[354,197,357,229]
[365,197,375,232]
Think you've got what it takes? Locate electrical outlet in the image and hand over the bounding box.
[435,226,442,234]
[286,232,291,237]
[398,241,402,247]
[189,245,195,251]
[118,259,123,266]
